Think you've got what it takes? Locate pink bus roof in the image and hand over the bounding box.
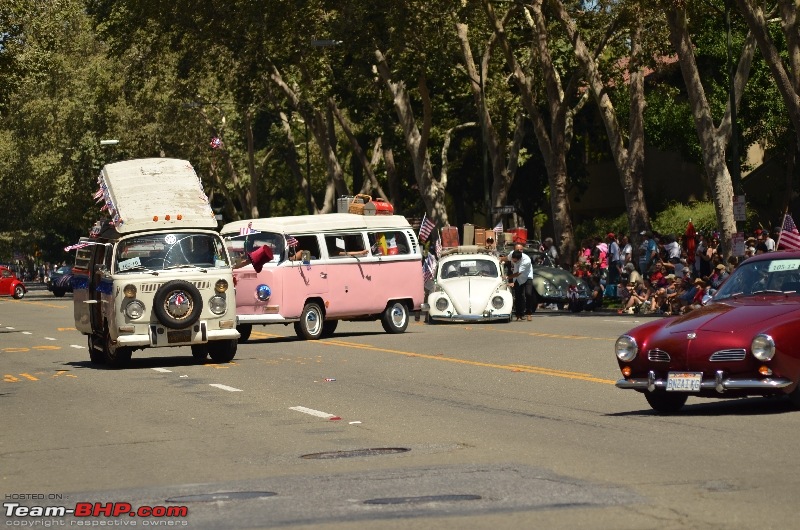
[221,214,412,236]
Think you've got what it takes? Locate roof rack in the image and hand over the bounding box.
[439,245,496,257]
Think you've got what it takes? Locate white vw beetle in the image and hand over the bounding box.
[427,246,513,323]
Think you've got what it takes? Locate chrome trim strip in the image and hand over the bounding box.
[616,375,792,392]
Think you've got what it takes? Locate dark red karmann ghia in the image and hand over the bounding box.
[615,251,800,413]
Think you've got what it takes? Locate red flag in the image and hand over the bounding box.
[685,220,696,260]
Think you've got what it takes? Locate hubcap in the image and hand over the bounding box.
[390,304,406,327]
[306,310,321,335]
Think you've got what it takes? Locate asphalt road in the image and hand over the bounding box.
[2,290,799,529]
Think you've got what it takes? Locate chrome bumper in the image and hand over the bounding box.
[117,321,240,347]
[616,370,793,393]
[429,313,511,322]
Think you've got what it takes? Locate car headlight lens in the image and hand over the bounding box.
[123,284,137,298]
[615,335,638,362]
[751,334,775,361]
[209,295,227,315]
[256,284,271,301]
[215,279,229,293]
[435,297,449,311]
[491,295,504,309]
[124,300,145,319]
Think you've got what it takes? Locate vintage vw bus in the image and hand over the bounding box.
[71,158,239,368]
[221,214,426,341]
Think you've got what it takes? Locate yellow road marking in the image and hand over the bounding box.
[19,373,38,381]
[0,299,65,309]
[53,370,77,379]
[2,347,29,353]
[322,339,616,385]
[58,327,77,331]
[4,375,21,382]
[478,327,615,341]
[33,345,61,350]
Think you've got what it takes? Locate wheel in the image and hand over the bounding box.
[644,391,688,414]
[88,335,104,364]
[321,320,338,338]
[104,326,132,369]
[237,324,252,343]
[787,383,800,408]
[153,280,203,329]
[295,302,324,340]
[191,344,208,362]
[381,301,409,333]
[207,339,237,363]
[13,285,25,299]
[53,288,65,297]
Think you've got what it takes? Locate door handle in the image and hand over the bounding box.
[320,272,327,278]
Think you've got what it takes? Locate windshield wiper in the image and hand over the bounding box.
[751,289,785,295]
[119,265,159,275]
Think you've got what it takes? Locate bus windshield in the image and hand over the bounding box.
[115,233,230,273]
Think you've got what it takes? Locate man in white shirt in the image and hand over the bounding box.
[508,249,535,320]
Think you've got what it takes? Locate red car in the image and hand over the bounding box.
[0,266,26,299]
[615,251,800,413]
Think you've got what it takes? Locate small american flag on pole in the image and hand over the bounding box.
[434,238,443,258]
[419,214,435,242]
[239,222,255,236]
[493,221,503,235]
[422,252,437,282]
[778,214,800,251]
[64,242,90,252]
[286,235,299,247]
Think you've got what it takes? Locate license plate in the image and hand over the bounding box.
[167,329,192,344]
[666,372,702,392]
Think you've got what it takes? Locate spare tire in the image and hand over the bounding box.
[153,280,203,329]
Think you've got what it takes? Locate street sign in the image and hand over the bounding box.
[492,205,515,214]
[733,195,746,222]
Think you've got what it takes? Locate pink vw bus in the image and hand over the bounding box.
[221,214,426,341]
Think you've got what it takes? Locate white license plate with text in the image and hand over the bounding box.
[666,372,702,392]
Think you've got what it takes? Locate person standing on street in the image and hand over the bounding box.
[508,249,535,321]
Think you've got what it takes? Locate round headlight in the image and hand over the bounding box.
[123,284,137,298]
[256,284,271,301]
[492,295,504,309]
[615,335,638,362]
[751,334,775,361]
[435,297,449,311]
[124,300,145,319]
[215,279,229,293]
[209,295,227,315]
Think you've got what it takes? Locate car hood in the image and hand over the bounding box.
[661,299,800,335]
[440,277,504,315]
[531,266,578,288]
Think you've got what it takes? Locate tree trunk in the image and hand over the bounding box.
[374,48,449,227]
[666,6,755,257]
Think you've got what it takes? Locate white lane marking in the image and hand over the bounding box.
[22,331,32,335]
[6,327,15,330]
[45,337,56,341]
[152,368,172,373]
[70,345,84,349]
[289,406,341,420]
[210,383,242,392]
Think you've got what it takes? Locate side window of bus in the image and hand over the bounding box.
[368,231,410,256]
[291,235,321,261]
[326,234,367,257]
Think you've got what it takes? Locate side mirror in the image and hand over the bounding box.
[301,250,311,263]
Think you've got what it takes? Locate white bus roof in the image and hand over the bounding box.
[221,214,412,236]
[99,158,217,234]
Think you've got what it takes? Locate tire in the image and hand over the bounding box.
[153,280,203,329]
[644,391,688,414]
[237,324,252,343]
[104,326,132,369]
[295,302,324,340]
[53,288,65,297]
[321,320,338,338]
[88,335,104,364]
[381,301,409,334]
[569,300,584,313]
[207,339,237,363]
[191,344,208,362]
[787,384,800,409]
[13,285,25,299]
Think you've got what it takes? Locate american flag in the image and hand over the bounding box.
[493,221,503,235]
[422,252,437,282]
[419,214,435,242]
[434,238,443,258]
[778,214,800,251]
[239,222,256,236]
[64,242,90,252]
[286,235,299,247]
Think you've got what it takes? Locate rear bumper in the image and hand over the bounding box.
[116,321,240,347]
[616,370,793,393]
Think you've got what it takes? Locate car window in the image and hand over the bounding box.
[367,231,410,255]
[325,233,367,257]
[440,258,498,278]
[715,258,800,300]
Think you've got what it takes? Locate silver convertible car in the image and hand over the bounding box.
[427,247,514,323]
